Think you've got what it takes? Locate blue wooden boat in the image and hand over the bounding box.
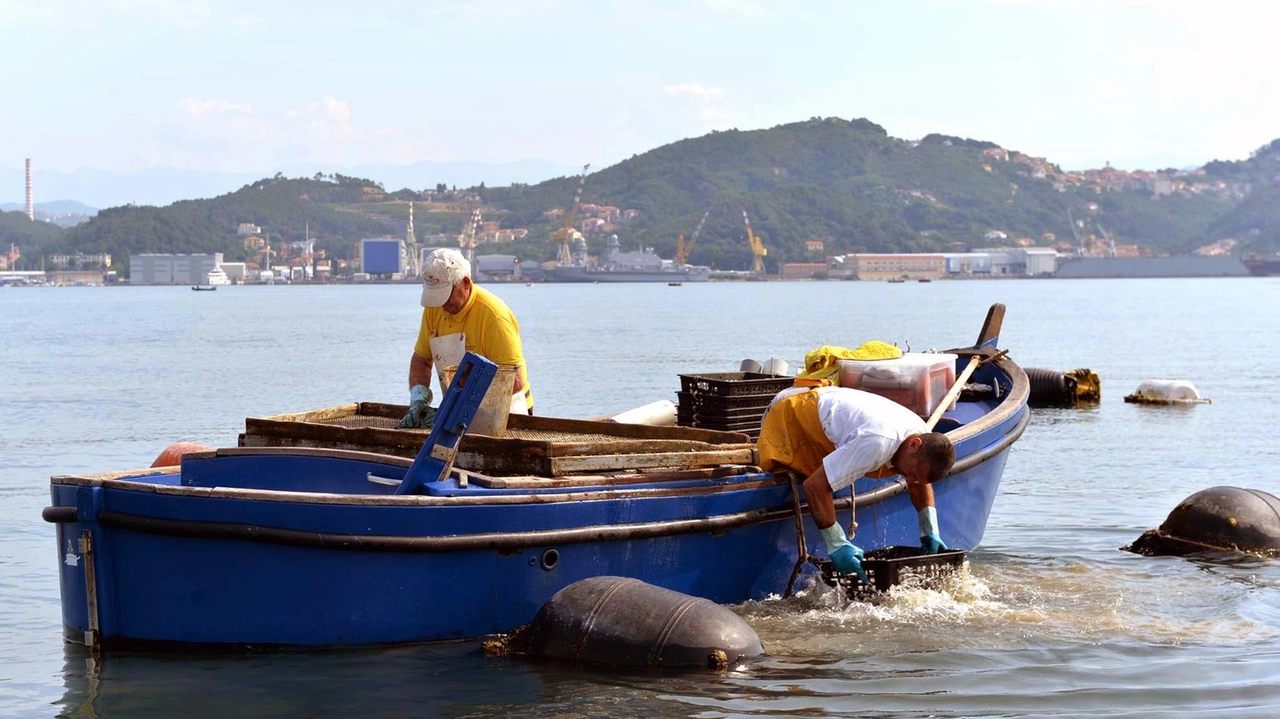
[45,305,1028,651]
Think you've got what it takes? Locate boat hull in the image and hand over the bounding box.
[48,333,1028,650]
[49,409,1023,649]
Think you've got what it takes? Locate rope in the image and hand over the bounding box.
[783,472,810,598]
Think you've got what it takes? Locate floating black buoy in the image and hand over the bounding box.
[486,576,764,669]
[1024,367,1100,407]
[1123,486,1280,557]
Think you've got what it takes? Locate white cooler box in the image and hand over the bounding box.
[837,353,958,417]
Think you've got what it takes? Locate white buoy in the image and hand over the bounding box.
[607,400,678,426]
[1123,379,1210,405]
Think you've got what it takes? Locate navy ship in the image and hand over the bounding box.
[542,235,710,283]
[1244,254,1280,277]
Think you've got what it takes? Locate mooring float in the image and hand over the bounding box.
[1123,486,1280,557]
[1123,379,1210,405]
[485,576,764,669]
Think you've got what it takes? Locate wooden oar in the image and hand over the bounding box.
[924,303,1007,431]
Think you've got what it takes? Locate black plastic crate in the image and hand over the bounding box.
[813,546,967,599]
[676,391,775,412]
[675,406,762,422]
[675,409,762,437]
[676,403,769,423]
[676,419,765,435]
[679,372,794,398]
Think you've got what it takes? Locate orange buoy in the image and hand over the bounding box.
[151,442,216,468]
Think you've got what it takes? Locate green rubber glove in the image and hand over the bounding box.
[919,506,948,554]
[397,384,436,428]
[820,523,868,582]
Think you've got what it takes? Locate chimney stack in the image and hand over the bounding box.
[25,159,34,221]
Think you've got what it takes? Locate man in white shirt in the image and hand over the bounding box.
[757,386,955,579]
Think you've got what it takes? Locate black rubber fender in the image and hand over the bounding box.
[517,576,764,668]
[1124,486,1280,556]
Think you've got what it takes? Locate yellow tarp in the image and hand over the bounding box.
[797,341,902,382]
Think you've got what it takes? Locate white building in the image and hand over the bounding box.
[942,252,993,276]
[1023,248,1058,276]
[129,253,225,285]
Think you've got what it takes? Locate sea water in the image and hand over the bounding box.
[2,278,1279,718]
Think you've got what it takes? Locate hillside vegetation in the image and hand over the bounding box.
[6,119,1279,272]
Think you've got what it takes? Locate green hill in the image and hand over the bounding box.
[486,118,1255,269]
[8,118,1280,272]
[14,174,399,269]
[0,211,64,269]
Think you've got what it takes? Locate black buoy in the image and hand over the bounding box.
[486,576,764,669]
[1123,486,1280,557]
[1024,367,1100,407]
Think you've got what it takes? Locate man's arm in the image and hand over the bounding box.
[409,352,433,391]
[801,462,867,580]
[802,464,837,529]
[907,480,935,512]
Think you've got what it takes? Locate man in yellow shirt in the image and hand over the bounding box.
[398,248,533,428]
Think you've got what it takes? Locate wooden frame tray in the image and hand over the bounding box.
[239,403,757,477]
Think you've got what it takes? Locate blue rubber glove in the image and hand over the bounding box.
[819,523,868,582]
[919,506,948,555]
[396,384,436,428]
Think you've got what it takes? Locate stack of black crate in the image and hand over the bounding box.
[675,372,795,439]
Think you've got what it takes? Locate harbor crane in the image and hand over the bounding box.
[457,205,482,265]
[551,164,590,265]
[675,210,710,265]
[743,210,767,274]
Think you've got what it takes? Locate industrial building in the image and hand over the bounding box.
[970,247,1059,277]
[129,253,224,285]
[474,254,520,281]
[851,253,947,281]
[359,238,405,277]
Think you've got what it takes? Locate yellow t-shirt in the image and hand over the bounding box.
[413,285,533,410]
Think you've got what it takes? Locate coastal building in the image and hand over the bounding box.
[129,253,224,285]
[49,253,111,271]
[850,253,946,281]
[780,262,828,280]
[1024,248,1058,276]
[942,252,993,276]
[220,262,248,283]
[358,238,405,278]
[971,247,1059,276]
[475,254,520,281]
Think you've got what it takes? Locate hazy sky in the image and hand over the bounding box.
[4,0,1277,178]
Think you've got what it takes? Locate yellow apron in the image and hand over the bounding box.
[757,389,896,479]
[758,390,834,476]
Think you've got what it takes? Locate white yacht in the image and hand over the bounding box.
[203,267,231,286]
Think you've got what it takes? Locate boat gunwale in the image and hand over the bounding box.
[43,410,1027,552]
[48,359,1028,509]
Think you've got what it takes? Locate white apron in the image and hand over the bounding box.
[430,331,528,415]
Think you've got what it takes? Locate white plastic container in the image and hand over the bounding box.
[608,400,679,426]
[837,353,959,417]
[441,364,519,436]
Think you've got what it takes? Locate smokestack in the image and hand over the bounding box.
[25,159,33,221]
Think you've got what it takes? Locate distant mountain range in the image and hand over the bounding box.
[0,200,98,215]
[2,160,580,209]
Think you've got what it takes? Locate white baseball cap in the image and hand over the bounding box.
[420,249,471,307]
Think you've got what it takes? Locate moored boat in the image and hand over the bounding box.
[45,305,1027,651]
[542,234,711,283]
